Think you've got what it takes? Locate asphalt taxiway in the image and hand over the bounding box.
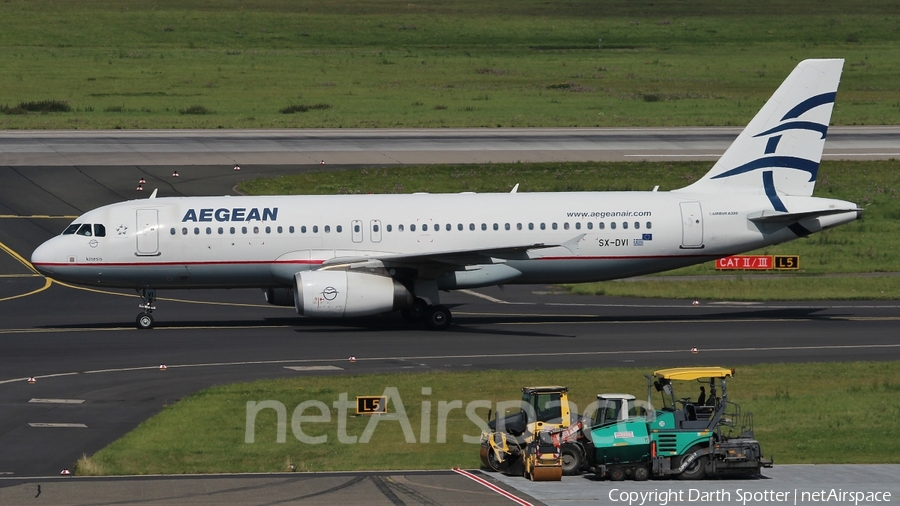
[2,126,900,166]
[1,157,899,504]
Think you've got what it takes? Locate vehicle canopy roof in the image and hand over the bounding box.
[597,393,636,400]
[522,386,568,394]
[653,367,734,381]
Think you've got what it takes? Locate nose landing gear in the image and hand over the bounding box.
[136,288,156,329]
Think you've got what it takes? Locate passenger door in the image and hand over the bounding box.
[135,209,160,256]
[679,201,704,249]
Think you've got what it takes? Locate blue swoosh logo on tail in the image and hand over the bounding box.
[711,156,819,182]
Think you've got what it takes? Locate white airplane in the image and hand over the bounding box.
[31,59,860,330]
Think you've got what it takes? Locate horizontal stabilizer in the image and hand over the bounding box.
[748,207,862,223]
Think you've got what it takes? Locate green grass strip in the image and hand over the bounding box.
[2,1,900,129]
[80,361,900,475]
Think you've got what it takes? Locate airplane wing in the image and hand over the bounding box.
[319,233,587,269]
[320,242,559,268]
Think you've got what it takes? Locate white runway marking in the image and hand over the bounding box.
[29,399,85,404]
[28,423,88,428]
[283,366,344,371]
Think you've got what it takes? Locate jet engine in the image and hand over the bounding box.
[293,270,413,317]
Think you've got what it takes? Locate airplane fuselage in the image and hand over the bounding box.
[31,191,858,291]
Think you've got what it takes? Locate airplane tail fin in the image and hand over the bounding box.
[676,59,844,201]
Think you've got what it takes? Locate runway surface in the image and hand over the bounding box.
[1,154,898,503]
[2,126,900,166]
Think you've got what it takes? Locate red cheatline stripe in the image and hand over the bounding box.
[31,260,325,268]
[452,468,533,506]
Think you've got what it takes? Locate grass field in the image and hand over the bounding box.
[2,0,899,129]
[239,159,900,300]
[77,361,900,475]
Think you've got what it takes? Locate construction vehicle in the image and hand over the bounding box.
[523,430,563,481]
[585,367,772,480]
[480,387,639,479]
[480,386,588,479]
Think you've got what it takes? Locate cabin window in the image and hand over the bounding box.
[93,224,106,237]
[422,224,428,232]
[170,228,176,235]
[218,227,224,234]
[63,224,81,235]
[182,227,188,235]
[399,224,405,232]
[277,226,282,233]
[517,223,522,230]
[242,226,248,234]
[634,222,640,230]
[77,224,93,236]
[646,222,652,229]
[598,222,605,230]
[265,226,271,234]
[410,224,416,232]
[505,223,510,231]
[622,222,628,229]
[540,223,546,230]
[230,227,236,234]
[493,223,499,231]
[481,223,487,231]
[354,224,361,233]
[301,226,306,233]
[324,225,330,233]
[610,222,616,230]
[469,223,475,231]
[587,222,593,230]
[552,223,558,230]
[458,223,463,231]
[433,224,439,232]
[529,223,534,230]
[289,226,295,233]
[387,224,393,232]
[206,227,212,234]
[445,223,451,231]
[193,227,199,235]
[312,225,319,233]
[253,226,260,234]
[564,222,570,230]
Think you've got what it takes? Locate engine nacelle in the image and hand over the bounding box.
[263,287,295,307]
[293,270,412,317]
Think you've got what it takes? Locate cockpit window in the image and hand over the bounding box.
[93,224,106,237]
[76,224,93,236]
[63,224,81,235]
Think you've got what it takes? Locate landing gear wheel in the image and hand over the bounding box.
[136,312,154,330]
[401,297,429,322]
[424,305,451,330]
[633,465,650,481]
[561,444,584,475]
[678,447,708,480]
[609,467,626,481]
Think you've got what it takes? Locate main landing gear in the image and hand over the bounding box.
[136,288,156,330]
[401,297,452,331]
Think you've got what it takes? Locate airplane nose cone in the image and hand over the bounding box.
[31,240,56,276]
